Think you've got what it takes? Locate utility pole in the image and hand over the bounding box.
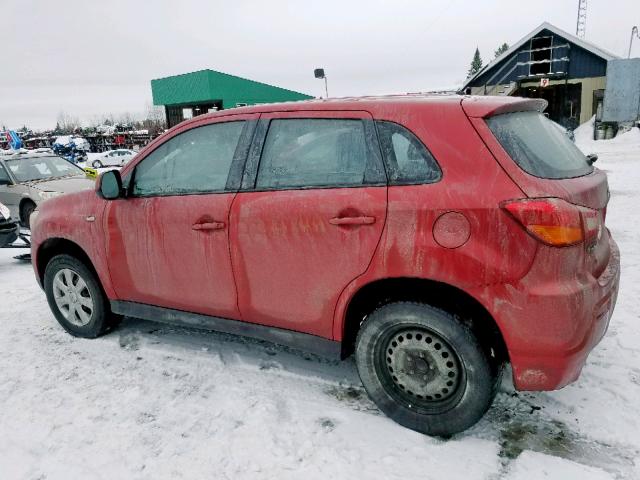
[629,26,639,58]
[576,0,587,38]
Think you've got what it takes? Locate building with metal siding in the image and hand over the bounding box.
[151,69,313,128]
[602,58,640,124]
[462,22,619,128]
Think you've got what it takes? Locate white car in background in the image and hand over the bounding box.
[91,149,136,168]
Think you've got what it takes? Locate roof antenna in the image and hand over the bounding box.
[576,0,587,38]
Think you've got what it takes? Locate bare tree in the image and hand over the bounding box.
[146,103,165,124]
[116,111,137,126]
[100,113,115,126]
[56,111,81,133]
[88,115,106,128]
[140,102,166,133]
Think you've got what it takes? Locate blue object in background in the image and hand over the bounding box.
[4,131,23,150]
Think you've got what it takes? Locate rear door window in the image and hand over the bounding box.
[486,111,593,179]
[376,121,441,184]
[255,119,373,189]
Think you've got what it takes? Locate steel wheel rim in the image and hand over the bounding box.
[52,268,94,327]
[377,326,464,412]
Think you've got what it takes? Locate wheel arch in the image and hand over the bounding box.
[36,237,99,287]
[339,277,510,367]
[19,198,37,224]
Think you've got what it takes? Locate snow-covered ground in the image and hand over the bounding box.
[0,124,638,479]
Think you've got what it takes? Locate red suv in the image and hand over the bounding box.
[31,96,620,436]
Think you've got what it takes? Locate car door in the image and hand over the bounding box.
[107,151,120,166]
[0,162,24,220]
[119,150,130,164]
[120,151,133,165]
[104,114,257,319]
[229,111,387,338]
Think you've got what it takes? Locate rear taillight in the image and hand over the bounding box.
[502,198,601,247]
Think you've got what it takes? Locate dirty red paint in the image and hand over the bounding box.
[432,212,471,249]
[30,95,620,392]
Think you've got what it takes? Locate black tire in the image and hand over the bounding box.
[20,201,36,229]
[92,160,103,168]
[355,302,496,436]
[44,254,121,338]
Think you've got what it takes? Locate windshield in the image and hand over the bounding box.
[5,156,85,183]
[486,111,593,179]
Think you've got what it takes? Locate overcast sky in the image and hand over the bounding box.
[1,0,639,130]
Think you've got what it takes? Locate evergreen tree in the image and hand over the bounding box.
[467,47,483,78]
[494,42,509,58]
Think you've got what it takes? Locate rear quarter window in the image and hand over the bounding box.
[376,121,441,185]
[486,111,593,179]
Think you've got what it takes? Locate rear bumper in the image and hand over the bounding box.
[483,236,620,391]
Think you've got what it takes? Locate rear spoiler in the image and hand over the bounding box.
[461,97,548,118]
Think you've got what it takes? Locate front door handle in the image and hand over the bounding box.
[329,216,376,226]
[192,221,225,231]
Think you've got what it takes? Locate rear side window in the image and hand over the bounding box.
[256,119,371,189]
[486,111,593,179]
[376,121,441,184]
[133,121,244,196]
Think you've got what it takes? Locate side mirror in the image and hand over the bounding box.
[586,153,598,165]
[98,170,123,200]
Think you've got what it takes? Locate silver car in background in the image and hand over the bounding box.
[0,152,95,228]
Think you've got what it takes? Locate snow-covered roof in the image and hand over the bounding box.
[461,22,620,90]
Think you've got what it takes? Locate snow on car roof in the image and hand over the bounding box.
[0,150,61,159]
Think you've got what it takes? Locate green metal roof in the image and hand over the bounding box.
[151,69,313,108]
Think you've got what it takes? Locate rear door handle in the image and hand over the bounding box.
[192,221,225,231]
[329,216,376,226]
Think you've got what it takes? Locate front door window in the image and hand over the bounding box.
[133,121,245,196]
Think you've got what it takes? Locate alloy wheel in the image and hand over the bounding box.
[52,268,94,327]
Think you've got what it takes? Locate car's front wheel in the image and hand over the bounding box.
[92,160,104,168]
[44,254,121,338]
[20,200,36,229]
[355,302,497,436]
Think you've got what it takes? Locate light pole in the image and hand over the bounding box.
[629,26,639,58]
[314,68,329,98]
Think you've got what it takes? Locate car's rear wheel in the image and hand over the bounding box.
[44,254,121,338]
[92,160,104,168]
[355,302,496,436]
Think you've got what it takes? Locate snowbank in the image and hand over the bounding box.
[575,116,640,156]
[507,451,614,480]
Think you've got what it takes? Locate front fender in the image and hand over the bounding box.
[30,191,114,298]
